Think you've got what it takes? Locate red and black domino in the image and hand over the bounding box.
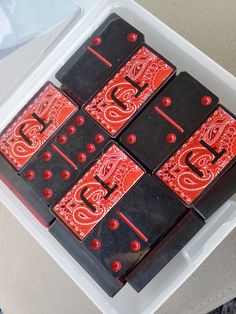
[56,13,145,105]
[0,82,77,170]
[156,105,236,206]
[84,44,175,136]
[51,141,145,240]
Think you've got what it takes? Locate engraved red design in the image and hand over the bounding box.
[156,107,236,205]
[0,83,77,170]
[84,45,174,136]
[52,143,145,240]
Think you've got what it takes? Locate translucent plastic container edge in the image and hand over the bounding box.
[0,0,236,313]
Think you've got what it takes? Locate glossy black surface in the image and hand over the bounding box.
[56,13,145,104]
[0,156,55,226]
[49,220,123,297]
[83,175,188,278]
[120,72,219,170]
[127,210,204,292]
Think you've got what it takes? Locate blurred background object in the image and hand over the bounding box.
[0,0,80,59]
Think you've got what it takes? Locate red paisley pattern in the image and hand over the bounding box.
[0,83,77,170]
[156,107,236,205]
[52,144,145,240]
[84,45,174,135]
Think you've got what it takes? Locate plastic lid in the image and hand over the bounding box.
[0,0,81,59]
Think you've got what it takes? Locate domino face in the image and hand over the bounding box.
[49,220,123,297]
[120,72,218,170]
[51,142,145,240]
[156,106,236,205]
[56,13,145,104]
[126,209,204,292]
[84,44,175,136]
[19,111,109,206]
[83,175,187,278]
[0,83,77,170]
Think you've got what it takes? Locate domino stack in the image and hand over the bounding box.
[0,13,235,296]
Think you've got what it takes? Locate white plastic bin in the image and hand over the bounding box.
[0,1,235,313]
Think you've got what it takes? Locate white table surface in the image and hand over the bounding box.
[0,1,235,313]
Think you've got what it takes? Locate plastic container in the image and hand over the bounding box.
[0,0,235,313]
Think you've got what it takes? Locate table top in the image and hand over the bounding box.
[0,1,235,313]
